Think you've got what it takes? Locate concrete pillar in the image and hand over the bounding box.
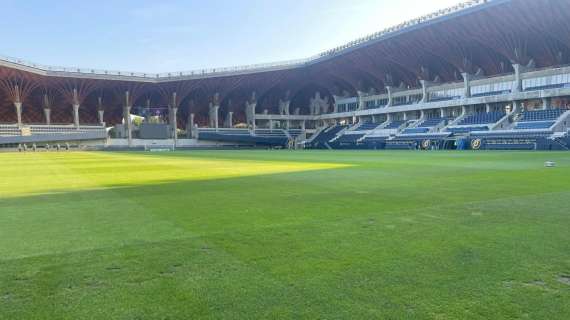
[171,107,178,143]
[73,104,80,128]
[124,105,132,146]
[403,112,408,121]
[333,95,339,113]
[511,101,520,114]
[301,120,305,130]
[420,80,428,103]
[542,98,550,110]
[44,108,51,125]
[485,104,491,113]
[440,108,446,118]
[279,98,291,115]
[188,113,195,138]
[124,91,132,146]
[228,111,233,128]
[420,110,425,119]
[461,106,468,117]
[97,97,105,126]
[357,91,365,110]
[98,110,104,125]
[245,95,257,128]
[269,119,274,130]
[214,106,219,130]
[386,86,393,107]
[387,113,393,122]
[512,64,522,92]
[14,102,22,128]
[462,72,471,98]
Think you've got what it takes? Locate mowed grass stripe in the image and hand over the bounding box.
[0,150,569,319]
[0,152,348,198]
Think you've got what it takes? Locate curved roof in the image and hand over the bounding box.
[0,0,502,82]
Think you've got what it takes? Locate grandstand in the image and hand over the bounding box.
[1,0,570,151]
[4,1,570,319]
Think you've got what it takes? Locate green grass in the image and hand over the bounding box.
[1,150,569,319]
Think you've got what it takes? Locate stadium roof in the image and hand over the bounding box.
[0,0,503,82]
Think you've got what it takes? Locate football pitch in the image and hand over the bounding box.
[1,150,569,319]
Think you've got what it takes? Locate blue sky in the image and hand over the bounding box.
[0,0,461,73]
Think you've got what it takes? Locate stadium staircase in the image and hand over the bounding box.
[549,131,569,150]
[306,125,347,149]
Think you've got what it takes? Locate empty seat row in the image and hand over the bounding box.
[287,129,304,137]
[254,129,287,137]
[459,112,505,125]
[210,129,250,135]
[199,130,288,145]
[515,121,554,130]
[446,126,489,134]
[383,121,406,129]
[470,90,511,98]
[417,117,446,128]
[335,134,364,143]
[402,127,430,134]
[355,122,380,131]
[520,109,564,122]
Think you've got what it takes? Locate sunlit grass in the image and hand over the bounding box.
[0,152,348,198]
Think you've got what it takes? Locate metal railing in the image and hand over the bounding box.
[0,53,309,80]
[313,0,490,60]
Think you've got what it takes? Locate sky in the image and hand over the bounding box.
[0,0,461,73]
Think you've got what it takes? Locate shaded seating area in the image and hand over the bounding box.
[458,112,505,125]
[383,120,406,129]
[470,90,511,98]
[520,109,564,121]
[198,128,289,146]
[0,127,107,145]
[286,129,304,137]
[0,124,107,145]
[308,125,347,148]
[402,127,430,134]
[254,129,288,138]
[354,122,380,131]
[513,109,565,130]
[446,126,489,134]
[401,117,450,135]
[329,133,366,149]
[515,121,555,130]
[445,112,505,134]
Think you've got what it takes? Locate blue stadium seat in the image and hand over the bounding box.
[402,127,430,134]
[458,112,505,125]
[515,121,555,130]
[335,134,364,143]
[355,122,380,131]
[520,109,563,122]
[384,121,405,129]
[446,126,489,134]
[417,117,446,127]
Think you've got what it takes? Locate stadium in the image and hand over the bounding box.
[1,0,569,319]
